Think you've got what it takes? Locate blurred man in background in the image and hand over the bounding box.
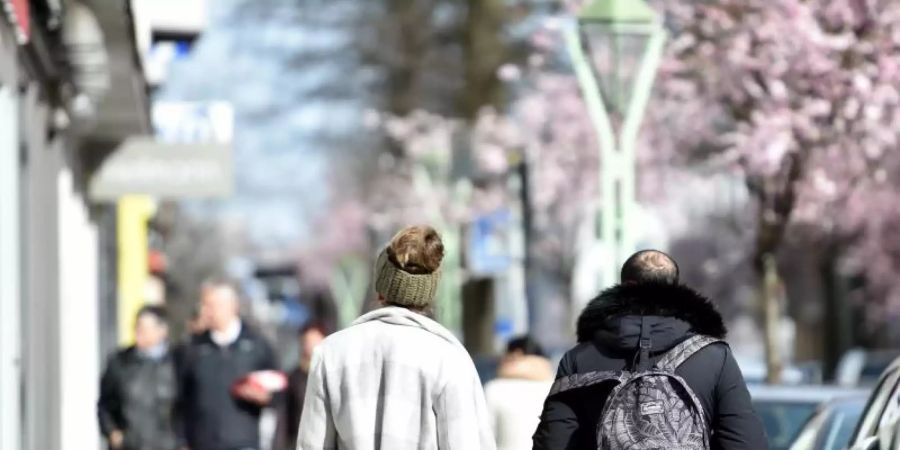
[177,279,278,450]
[98,306,178,450]
[484,335,553,450]
[274,321,329,450]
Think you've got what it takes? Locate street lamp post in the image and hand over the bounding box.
[567,0,666,287]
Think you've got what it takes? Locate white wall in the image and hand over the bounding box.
[0,86,22,450]
[57,167,100,450]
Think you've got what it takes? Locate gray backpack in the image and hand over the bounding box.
[549,333,723,450]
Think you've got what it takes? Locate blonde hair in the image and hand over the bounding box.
[385,225,444,274]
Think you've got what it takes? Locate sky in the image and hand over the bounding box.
[158,0,371,249]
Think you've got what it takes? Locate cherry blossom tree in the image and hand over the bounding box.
[303,0,900,361]
[648,0,900,378]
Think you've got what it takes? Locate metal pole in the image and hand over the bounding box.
[116,195,155,345]
[566,19,665,289]
[565,25,619,288]
[618,27,665,258]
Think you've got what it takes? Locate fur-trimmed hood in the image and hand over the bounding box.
[576,282,727,344]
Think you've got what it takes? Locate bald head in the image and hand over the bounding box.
[620,250,679,284]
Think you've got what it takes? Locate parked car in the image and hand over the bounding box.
[750,384,870,450]
[836,348,900,387]
[737,357,815,384]
[789,396,868,450]
[848,356,900,450]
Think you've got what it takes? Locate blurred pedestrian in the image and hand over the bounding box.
[484,335,553,450]
[273,321,329,450]
[176,279,279,450]
[532,250,767,450]
[297,225,495,450]
[98,306,178,450]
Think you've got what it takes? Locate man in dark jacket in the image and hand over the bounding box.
[533,250,767,450]
[98,306,178,450]
[178,280,278,450]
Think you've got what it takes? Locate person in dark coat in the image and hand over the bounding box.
[98,306,178,450]
[532,250,767,450]
[177,279,278,450]
[273,321,329,450]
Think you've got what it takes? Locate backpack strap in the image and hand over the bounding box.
[548,370,625,396]
[654,335,724,372]
[634,316,653,371]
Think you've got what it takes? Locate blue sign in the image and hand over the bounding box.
[467,209,512,276]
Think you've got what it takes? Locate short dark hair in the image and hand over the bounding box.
[299,320,332,338]
[136,305,168,325]
[506,335,545,357]
[620,250,679,284]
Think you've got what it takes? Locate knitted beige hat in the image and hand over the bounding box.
[373,246,441,308]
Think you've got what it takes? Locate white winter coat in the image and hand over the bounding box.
[484,356,553,450]
[296,306,495,450]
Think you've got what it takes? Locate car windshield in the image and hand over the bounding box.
[814,400,867,450]
[754,400,820,450]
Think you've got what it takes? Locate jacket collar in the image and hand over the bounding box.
[353,306,464,349]
[200,319,253,347]
[576,282,727,343]
[210,319,242,347]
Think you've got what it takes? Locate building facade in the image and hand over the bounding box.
[0,2,149,450]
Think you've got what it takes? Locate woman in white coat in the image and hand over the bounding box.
[297,225,495,450]
[483,336,554,450]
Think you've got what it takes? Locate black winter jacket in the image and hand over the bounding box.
[98,346,179,450]
[177,324,277,450]
[532,282,768,450]
[273,366,309,450]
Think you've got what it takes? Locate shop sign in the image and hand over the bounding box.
[89,137,233,201]
[89,101,234,200]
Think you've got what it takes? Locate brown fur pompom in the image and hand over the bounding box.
[386,225,444,274]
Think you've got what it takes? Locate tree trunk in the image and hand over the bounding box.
[820,243,853,381]
[462,0,507,119]
[747,150,808,384]
[760,253,784,384]
[384,0,430,116]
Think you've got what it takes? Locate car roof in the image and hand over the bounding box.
[749,384,871,404]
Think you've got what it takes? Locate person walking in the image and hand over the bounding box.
[177,279,279,450]
[532,250,767,450]
[274,321,329,450]
[98,306,179,450]
[484,336,553,450]
[297,225,495,450]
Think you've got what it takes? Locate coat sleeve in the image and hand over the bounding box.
[434,353,496,450]
[532,353,580,450]
[710,346,768,450]
[97,353,122,437]
[296,349,337,450]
